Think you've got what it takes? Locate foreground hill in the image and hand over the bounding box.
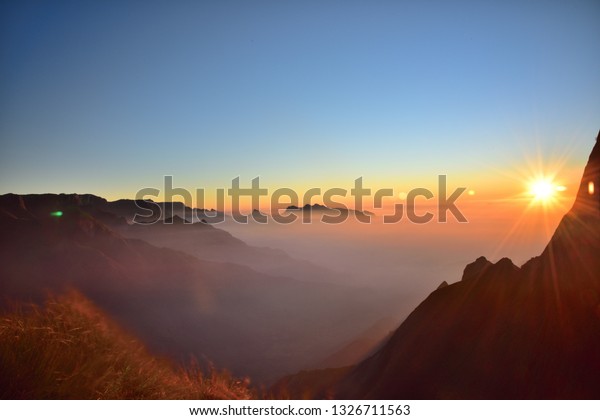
[278,131,600,399]
[0,293,252,399]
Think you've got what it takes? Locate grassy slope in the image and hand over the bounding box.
[0,292,253,399]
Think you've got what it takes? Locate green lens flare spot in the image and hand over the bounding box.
[50,211,63,217]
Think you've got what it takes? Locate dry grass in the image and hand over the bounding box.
[0,292,253,399]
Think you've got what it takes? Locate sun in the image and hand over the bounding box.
[530,179,555,201]
[528,178,565,204]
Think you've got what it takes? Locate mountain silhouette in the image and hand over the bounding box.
[278,131,600,399]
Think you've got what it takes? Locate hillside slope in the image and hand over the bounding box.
[0,293,252,399]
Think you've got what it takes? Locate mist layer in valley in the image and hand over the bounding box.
[219,200,567,311]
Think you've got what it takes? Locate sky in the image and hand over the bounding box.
[1,0,599,209]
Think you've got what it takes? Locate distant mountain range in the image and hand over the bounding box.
[275,131,600,399]
[97,197,224,223]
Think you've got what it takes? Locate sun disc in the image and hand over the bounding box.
[530,179,555,202]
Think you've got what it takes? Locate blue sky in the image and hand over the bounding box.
[1,0,599,202]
